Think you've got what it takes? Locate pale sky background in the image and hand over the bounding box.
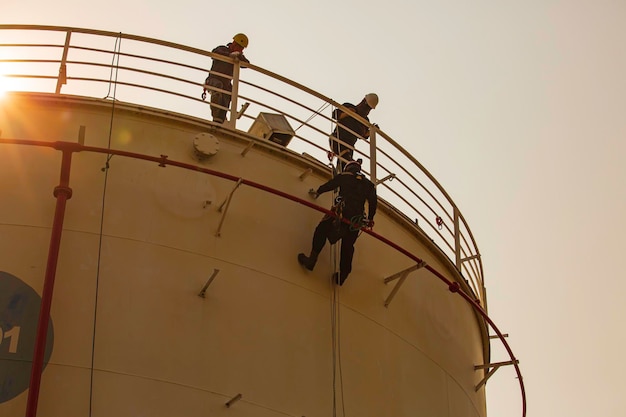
[3,1,626,416]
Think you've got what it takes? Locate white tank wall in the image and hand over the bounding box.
[0,93,487,417]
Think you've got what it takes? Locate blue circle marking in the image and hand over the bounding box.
[0,271,54,404]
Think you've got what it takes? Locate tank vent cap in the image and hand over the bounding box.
[193,132,220,160]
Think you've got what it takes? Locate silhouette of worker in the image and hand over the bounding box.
[329,93,378,170]
[203,33,250,123]
[298,160,377,285]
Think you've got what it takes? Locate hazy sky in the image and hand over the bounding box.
[4,1,626,416]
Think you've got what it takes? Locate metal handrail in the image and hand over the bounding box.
[0,24,485,304]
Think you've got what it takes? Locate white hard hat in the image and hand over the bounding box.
[364,93,378,109]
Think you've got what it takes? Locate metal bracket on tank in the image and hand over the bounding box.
[215,178,243,237]
[241,141,255,156]
[225,393,242,408]
[299,168,312,180]
[78,125,86,145]
[198,269,220,298]
[461,253,481,263]
[474,359,519,391]
[383,261,427,308]
[237,102,250,119]
[375,173,396,185]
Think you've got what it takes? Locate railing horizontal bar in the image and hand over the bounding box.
[0,24,484,306]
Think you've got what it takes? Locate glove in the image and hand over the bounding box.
[308,188,319,199]
[365,219,374,229]
[230,51,241,59]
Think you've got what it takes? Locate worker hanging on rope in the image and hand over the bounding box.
[202,33,250,124]
[328,93,378,172]
[298,160,377,286]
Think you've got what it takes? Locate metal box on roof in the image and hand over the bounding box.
[247,112,295,147]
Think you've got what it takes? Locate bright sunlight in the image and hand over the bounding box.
[0,74,17,98]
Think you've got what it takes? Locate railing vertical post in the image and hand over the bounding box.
[228,60,241,130]
[369,125,377,183]
[55,30,72,94]
[454,206,461,270]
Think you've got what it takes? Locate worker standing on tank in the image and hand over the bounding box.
[298,160,377,286]
[203,33,250,123]
[329,93,378,170]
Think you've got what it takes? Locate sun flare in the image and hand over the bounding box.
[0,74,19,98]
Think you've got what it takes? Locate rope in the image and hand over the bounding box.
[329,220,346,417]
[327,103,341,416]
[349,214,367,234]
[294,101,331,132]
[336,275,346,417]
[329,244,338,417]
[330,105,343,177]
[89,32,121,417]
[103,33,122,100]
[330,267,336,417]
[329,104,347,416]
[101,32,122,171]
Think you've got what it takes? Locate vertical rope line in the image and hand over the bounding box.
[328,104,348,416]
[330,233,346,416]
[337,281,346,417]
[329,247,336,417]
[89,32,121,417]
[331,240,346,417]
[103,34,122,100]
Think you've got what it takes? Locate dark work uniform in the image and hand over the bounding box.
[309,170,377,285]
[205,43,249,122]
[329,103,370,168]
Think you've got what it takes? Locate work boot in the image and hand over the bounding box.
[297,252,318,271]
[333,271,348,286]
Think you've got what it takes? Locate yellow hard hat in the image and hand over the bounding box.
[233,33,249,48]
[364,93,378,109]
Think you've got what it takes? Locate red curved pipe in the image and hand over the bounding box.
[1,139,525,417]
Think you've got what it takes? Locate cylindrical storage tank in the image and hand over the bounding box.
[0,93,488,417]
